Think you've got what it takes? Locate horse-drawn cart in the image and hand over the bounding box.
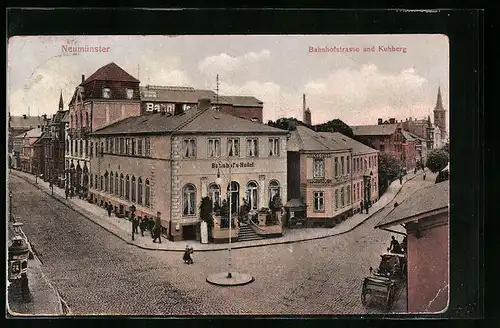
[361,252,407,311]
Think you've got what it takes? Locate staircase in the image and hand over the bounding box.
[237,222,265,242]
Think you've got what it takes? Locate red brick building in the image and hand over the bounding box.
[140,85,264,123]
[66,62,141,195]
[375,181,449,313]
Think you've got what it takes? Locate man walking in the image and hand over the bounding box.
[107,203,112,217]
[399,175,403,185]
[65,187,69,199]
[152,216,162,243]
[364,200,369,214]
[360,200,363,214]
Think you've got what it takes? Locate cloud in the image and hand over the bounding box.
[303,64,431,125]
[198,50,271,75]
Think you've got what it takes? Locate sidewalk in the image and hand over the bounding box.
[10,169,421,252]
[7,222,65,316]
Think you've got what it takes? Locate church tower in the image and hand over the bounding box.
[433,87,447,140]
[58,90,64,111]
[303,94,312,126]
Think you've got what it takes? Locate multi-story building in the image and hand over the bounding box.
[401,130,418,170]
[140,85,264,123]
[66,62,141,196]
[352,119,404,159]
[88,99,287,241]
[317,131,379,213]
[9,114,44,168]
[19,127,43,173]
[287,126,356,227]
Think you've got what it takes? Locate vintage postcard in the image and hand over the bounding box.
[7,34,449,316]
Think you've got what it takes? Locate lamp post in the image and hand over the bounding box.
[207,157,254,287]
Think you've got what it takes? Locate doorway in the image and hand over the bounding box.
[182,224,197,240]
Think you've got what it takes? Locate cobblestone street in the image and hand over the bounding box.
[9,172,435,315]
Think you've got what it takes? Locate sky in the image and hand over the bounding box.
[7,35,449,126]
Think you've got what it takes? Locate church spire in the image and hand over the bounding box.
[58,90,64,111]
[435,86,444,111]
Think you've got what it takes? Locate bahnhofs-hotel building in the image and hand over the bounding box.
[88,99,288,241]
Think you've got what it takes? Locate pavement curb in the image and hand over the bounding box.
[11,170,420,253]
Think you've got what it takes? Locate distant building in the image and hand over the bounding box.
[433,87,447,142]
[140,85,264,123]
[88,99,287,242]
[375,181,449,313]
[66,62,141,196]
[302,94,312,126]
[19,127,43,173]
[286,126,378,226]
[8,114,44,166]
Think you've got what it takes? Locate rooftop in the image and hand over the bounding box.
[375,181,449,229]
[91,107,287,136]
[288,126,351,152]
[82,62,139,85]
[9,115,44,130]
[351,124,399,136]
[317,132,377,155]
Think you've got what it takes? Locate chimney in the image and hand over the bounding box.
[22,114,27,119]
[197,98,211,111]
[81,75,85,83]
[389,118,396,124]
[303,94,306,112]
[377,118,382,125]
[42,114,47,121]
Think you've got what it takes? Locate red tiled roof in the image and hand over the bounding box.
[82,62,139,85]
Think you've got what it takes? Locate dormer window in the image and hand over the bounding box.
[126,89,134,99]
[103,88,111,99]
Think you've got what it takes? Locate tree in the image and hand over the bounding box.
[426,149,449,173]
[314,119,354,137]
[378,153,401,195]
[268,117,307,131]
[441,142,449,153]
[199,196,213,226]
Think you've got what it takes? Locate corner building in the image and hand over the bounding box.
[89,100,288,241]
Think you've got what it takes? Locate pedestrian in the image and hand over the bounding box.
[139,216,146,237]
[399,175,403,185]
[148,217,155,236]
[65,187,69,199]
[414,167,417,175]
[388,236,401,253]
[401,236,407,254]
[132,213,139,234]
[423,172,427,180]
[360,200,363,214]
[107,203,112,217]
[152,216,162,243]
[394,202,399,208]
[364,200,369,214]
[131,212,136,241]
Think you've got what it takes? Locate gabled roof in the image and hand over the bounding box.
[407,131,426,141]
[82,62,139,85]
[222,95,263,107]
[25,127,43,138]
[52,110,68,123]
[351,124,399,136]
[317,132,377,155]
[288,126,350,152]
[91,108,287,136]
[9,116,43,130]
[401,130,416,141]
[61,110,70,123]
[375,181,449,229]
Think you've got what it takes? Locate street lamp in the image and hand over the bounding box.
[207,157,254,287]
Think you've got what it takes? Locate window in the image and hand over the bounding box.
[369,156,372,168]
[120,174,124,198]
[208,183,220,208]
[227,138,240,157]
[131,139,136,155]
[313,191,324,212]
[103,88,111,98]
[335,189,339,209]
[79,140,83,157]
[120,138,125,155]
[246,181,259,210]
[66,139,69,154]
[90,173,93,188]
[269,180,280,205]
[246,138,259,157]
[380,144,385,152]
[125,175,130,201]
[208,138,220,158]
[125,138,130,155]
[341,187,345,207]
[126,88,134,99]
[183,139,197,158]
[145,138,151,156]
[313,158,325,178]
[110,171,114,194]
[90,141,93,157]
[269,138,280,156]
[115,173,119,196]
[137,139,143,156]
[105,138,109,153]
[334,157,338,176]
[100,175,104,191]
[105,171,109,192]
[86,112,89,128]
[131,176,136,202]
[94,175,98,190]
[145,179,151,207]
[138,177,143,205]
[183,184,196,215]
[85,140,89,157]
[114,138,119,154]
[347,156,350,173]
[341,156,345,175]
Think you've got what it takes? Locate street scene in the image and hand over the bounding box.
[7,35,449,316]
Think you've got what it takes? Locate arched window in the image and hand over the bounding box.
[138,177,143,205]
[125,175,130,201]
[269,180,280,206]
[208,183,220,208]
[115,172,119,196]
[145,179,151,207]
[104,171,109,192]
[85,112,89,128]
[131,176,136,202]
[183,184,196,216]
[246,181,259,210]
[66,139,69,153]
[120,173,124,198]
[79,113,83,129]
[110,171,114,194]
